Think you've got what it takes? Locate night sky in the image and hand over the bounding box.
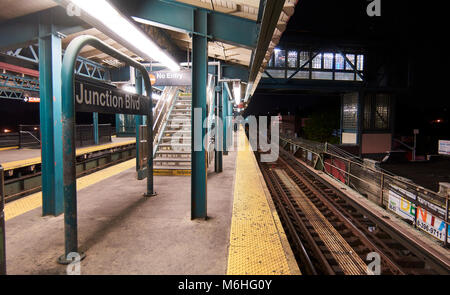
[245,0,448,140]
[0,1,447,139]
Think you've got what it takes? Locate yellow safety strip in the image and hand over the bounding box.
[1,139,135,171]
[4,159,136,221]
[0,146,18,151]
[226,127,300,275]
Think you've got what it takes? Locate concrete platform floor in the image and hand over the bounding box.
[0,137,135,164]
[5,150,236,274]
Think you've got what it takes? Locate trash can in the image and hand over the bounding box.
[0,165,6,275]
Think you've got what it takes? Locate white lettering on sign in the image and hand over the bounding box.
[416,207,450,243]
[75,82,140,111]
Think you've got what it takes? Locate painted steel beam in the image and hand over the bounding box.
[214,80,223,173]
[191,9,208,220]
[38,22,64,216]
[222,85,229,154]
[221,64,249,82]
[135,75,143,172]
[114,0,258,49]
[0,7,86,51]
[93,112,99,145]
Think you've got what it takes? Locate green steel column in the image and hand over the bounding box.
[191,9,208,219]
[93,112,99,145]
[135,75,143,172]
[222,85,229,154]
[215,83,223,172]
[115,114,121,135]
[38,20,64,216]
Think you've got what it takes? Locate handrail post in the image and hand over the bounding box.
[58,35,155,264]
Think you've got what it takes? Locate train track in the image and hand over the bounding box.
[257,149,449,275]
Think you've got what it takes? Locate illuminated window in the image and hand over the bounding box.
[335,54,345,70]
[299,51,310,68]
[312,53,322,69]
[274,49,286,68]
[342,93,358,130]
[323,53,334,69]
[345,54,356,70]
[287,51,298,68]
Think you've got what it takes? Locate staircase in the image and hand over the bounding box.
[153,92,192,175]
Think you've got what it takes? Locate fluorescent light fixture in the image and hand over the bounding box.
[233,82,241,105]
[122,85,136,94]
[68,0,180,71]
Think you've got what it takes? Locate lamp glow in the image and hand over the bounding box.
[69,0,180,71]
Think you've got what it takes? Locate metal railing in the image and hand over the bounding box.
[19,125,40,149]
[280,136,450,247]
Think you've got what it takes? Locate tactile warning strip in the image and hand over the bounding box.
[4,159,136,221]
[275,169,368,275]
[226,128,300,275]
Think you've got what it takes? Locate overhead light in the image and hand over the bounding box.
[66,0,180,71]
[122,85,137,94]
[233,81,241,105]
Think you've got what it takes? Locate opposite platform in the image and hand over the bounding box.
[0,136,135,171]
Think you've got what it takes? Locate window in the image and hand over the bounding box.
[363,93,391,130]
[312,53,322,69]
[357,55,364,71]
[287,50,297,68]
[299,51,310,68]
[374,94,390,129]
[345,54,356,70]
[342,93,359,130]
[335,54,345,70]
[323,53,334,69]
[274,49,286,68]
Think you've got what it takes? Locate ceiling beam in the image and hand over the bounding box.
[112,0,259,49]
[0,7,87,50]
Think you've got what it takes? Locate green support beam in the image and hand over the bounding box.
[191,10,208,220]
[93,112,99,145]
[135,76,143,172]
[0,7,85,50]
[38,17,64,216]
[114,0,258,49]
[215,82,223,173]
[222,85,229,154]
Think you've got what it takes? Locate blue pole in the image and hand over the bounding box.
[215,81,223,172]
[93,112,99,145]
[135,75,143,172]
[222,85,228,154]
[191,9,208,219]
[38,21,64,216]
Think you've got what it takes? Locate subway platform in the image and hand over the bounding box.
[3,129,299,275]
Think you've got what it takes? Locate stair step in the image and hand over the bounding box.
[162,136,191,141]
[163,129,191,134]
[154,166,191,170]
[154,158,191,163]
